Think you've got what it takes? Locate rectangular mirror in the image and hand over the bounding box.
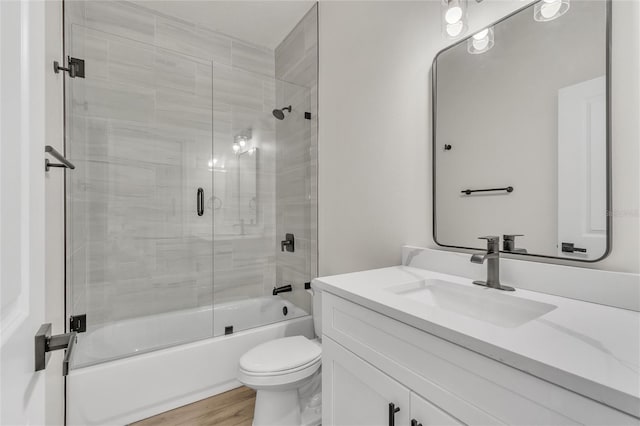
[433,0,610,261]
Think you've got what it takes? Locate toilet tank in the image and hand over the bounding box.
[311,283,322,338]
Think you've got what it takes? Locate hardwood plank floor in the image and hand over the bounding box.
[131,386,256,426]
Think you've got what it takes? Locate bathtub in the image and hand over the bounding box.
[67,297,313,425]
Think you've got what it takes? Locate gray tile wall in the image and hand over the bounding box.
[66,1,279,325]
[274,5,319,314]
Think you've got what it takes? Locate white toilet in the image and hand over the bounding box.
[238,288,323,426]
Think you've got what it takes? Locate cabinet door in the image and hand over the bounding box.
[410,393,464,426]
[323,337,410,426]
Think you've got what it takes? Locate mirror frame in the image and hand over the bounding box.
[431,0,612,262]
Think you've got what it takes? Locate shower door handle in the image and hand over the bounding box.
[197,188,204,216]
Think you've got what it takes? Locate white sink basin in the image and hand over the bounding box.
[387,279,557,328]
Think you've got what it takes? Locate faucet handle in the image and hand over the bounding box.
[503,234,527,253]
[478,236,500,243]
[478,236,500,252]
[281,233,295,252]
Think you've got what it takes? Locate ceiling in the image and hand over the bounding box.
[135,1,316,49]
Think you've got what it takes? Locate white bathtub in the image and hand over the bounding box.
[67,297,313,425]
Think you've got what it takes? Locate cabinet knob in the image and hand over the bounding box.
[388,403,400,426]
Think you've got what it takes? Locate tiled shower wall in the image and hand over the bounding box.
[66,1,280,324]
[275,6,319,314]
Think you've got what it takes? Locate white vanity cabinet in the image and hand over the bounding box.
[323,337,410,426]
[324,336,463,426]
[321,292,639,426]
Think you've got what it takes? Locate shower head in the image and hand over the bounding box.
[272,109,285,120]
[272,105,292,120]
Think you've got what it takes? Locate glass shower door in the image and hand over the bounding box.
[274,79,316,318]
[210,72,314,336]
[65,24,214,367]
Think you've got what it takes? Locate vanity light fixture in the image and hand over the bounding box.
[442,0,468,39]
[534,0,570,22]
[467,26,494,54]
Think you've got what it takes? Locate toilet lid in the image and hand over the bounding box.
[239,336,321,374]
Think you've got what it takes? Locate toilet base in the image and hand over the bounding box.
[253,389,300,426]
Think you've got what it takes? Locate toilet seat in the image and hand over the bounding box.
[240,336,321,374]
[238,336,321,389]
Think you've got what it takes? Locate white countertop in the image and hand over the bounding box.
[313,265,640,418]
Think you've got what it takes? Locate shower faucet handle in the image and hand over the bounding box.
[281,233,295,252]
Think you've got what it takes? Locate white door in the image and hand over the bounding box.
[557,76,607,260]
[322,337,410,426]
[1,1,63,424]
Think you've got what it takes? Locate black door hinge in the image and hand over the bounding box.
[54,56,85,78]
[69,314,87,333]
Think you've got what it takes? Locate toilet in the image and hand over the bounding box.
[238,288,323,426]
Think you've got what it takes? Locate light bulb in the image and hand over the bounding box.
[467,26,494,54]
[534,0,569,22]
[472,37,489,51]
[445,6,462,24]
[446,21,464,37]
[473,29,489,40]
[239,138,246,148]
[540,0,562,19]
[232,143,240,153]
[442,0,467,39]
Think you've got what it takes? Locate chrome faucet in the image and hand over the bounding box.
[470,236,515,291]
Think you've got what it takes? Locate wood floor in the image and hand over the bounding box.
[131,386,256,426]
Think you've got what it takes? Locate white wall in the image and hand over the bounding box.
[318,0,640,276]
[318,1,434,276]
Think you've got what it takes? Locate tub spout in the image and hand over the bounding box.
[273,284,293,295]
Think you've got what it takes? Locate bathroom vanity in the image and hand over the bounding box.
[313,249,640,425]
